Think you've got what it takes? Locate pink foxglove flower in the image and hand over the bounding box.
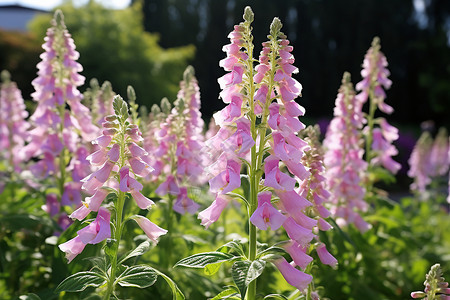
[198,194,232,229]
[21,10,98,231]
[197,10,335,292]
[407,131,434,194]
[316,243,338,267]
[408,128,449,196]
[324,72,370,233]
[250,191,286,230]
[132,215,168,243]
[356,37,400,176]
[0,70,29,173]
[410,264,450,299]
[59,207,111,262]
[283,240,313,269]
[145,67,205,215]
[273,257,313,291]
[61,96,166,263]
[429,128,449,177]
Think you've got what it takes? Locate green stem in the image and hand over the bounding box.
[104,118,127,299]
[104,190,126,300]
[165,194,175,269]
[365,88,377,197]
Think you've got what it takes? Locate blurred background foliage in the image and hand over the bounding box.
[2,0,195,108]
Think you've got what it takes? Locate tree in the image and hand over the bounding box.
[28,0,195,108]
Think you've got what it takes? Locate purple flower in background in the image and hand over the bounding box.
[20,10,99,230]
[324,72,370,233]
[145,66,206,215]
[356,37,401,176]
[0,70,29,173]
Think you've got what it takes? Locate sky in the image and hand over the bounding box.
[0,0,131,10]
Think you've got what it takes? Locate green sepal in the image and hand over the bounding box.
[112,95,129,121]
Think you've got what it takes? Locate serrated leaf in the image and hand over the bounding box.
[54,271,106,293]
[232,261,250,298]
[174,252,235,270]
[119,241,150,264]
[116,265,157,288]
[153,269,185,300]
[232,260,266,299]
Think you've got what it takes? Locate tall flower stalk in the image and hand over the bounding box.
[323,72,370,232]
[57,96,181,299]
[411,264,450,300]
[356,37,401,192]
[145,66,205,267]
[177,7,336,299]
[21,10,98,231]
[0,70,30,197]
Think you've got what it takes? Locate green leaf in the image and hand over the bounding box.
[264,294,288,300]
[116,265,157,288]
[217,240,246,257]
[153,269,185,300]
[232,260,266,298]
[119,241,151,264]
[174,252,235,273]
[257,246,286,259]
[211,288,240,300]
[84,257,108,275]
[54,271,106,293]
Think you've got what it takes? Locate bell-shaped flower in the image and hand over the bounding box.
[276,190,312,214]
[173,187,200,215]
[58,236,86,263]
[283,217,315,246]
[69,204,91,221]
[76,207,111,244]
[316,243,338,267]
[155,175,180,196]
[85,188,109,211]
[264,156,296,191]
[221,118,255,155]
[250,191,286,230]
[283,240,313,269]
[209,158,241,194]
[273,257,313,291]
[130,190,154,210]
[198,194,232,229]
[129,157,153,177]
[133,215,167,243]
[119,167,143,192]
